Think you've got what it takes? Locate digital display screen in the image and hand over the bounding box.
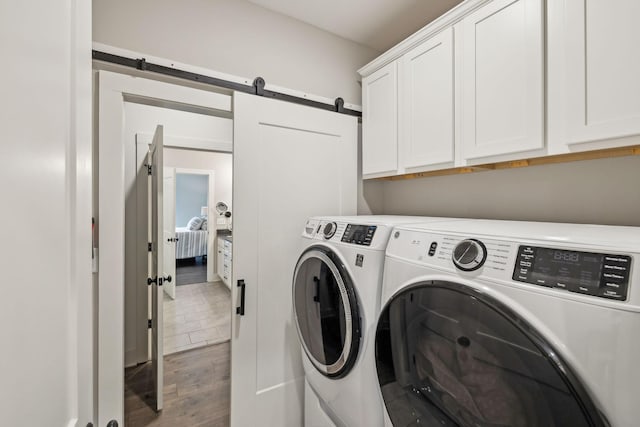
[343,225,368,241]
[514,245,631,300]
[341,224,376,246]
[529,248,604,289]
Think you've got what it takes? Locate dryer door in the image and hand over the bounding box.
[293,246,361,378]
[375,280,607,427]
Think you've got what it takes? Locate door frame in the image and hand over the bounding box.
[173,167,217,282]
[96,70,232,425]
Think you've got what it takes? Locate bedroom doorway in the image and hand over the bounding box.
[162,164,232,355]
[167,169,213,291]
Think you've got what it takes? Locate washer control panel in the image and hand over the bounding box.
[513,245,632,301]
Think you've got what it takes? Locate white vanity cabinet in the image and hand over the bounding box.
[456,0,544,161]
[549,0,640,151]
[400,27,455,172]
[217,236,232,289]
[362,61,398,178]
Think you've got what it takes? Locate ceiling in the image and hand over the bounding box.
[247,0,464,52]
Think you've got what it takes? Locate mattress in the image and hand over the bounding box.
[175,227,208,259]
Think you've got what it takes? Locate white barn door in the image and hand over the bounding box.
[231,92,358,426]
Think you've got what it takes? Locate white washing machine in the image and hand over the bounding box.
[376,219,640,427]
[292,215,457,427]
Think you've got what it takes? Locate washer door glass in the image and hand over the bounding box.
[293,247,361,378]
[375,281,606,427]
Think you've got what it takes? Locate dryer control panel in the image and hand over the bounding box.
[513,245,631,301]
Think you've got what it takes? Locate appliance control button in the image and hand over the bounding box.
[428,242,438,256]
[323,222,337,239]
[600,289,624,299]
[452,239,487,271]
[603,272,625,282]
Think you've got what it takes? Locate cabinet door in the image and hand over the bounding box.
[401,27,455,170]
[362,61,398,176]
[458,0,544,160]
[217,238,225,280]
[564,0,640,144]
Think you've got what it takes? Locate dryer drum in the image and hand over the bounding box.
[375,281,607,427]
[292,246,361,378]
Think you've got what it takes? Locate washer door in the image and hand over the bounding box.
[375,281,607,427]
[293,246,361,378]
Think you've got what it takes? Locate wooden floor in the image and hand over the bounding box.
[176,257,208,286]
[125,342,230,427]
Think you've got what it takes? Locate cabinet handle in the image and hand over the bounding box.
[236,279,246,316]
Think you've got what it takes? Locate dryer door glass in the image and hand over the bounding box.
[293,247,361,378]
[375,281,605,427]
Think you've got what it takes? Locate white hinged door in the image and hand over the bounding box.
[162,167,176,299]
[148,125,164,411]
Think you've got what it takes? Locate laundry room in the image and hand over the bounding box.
[5,1,640,427]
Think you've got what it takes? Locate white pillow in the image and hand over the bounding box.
[201,219,208,231]
[187,216,204,230]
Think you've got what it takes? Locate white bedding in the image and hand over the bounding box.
[175,227,208,259]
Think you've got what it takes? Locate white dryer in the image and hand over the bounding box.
[376,219,640,427]
[292,215,456,427]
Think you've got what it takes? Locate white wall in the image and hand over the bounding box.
[92,0,379,105]
[164,149,233,217]
[369,156,640,226]
[175,173,210,227]
[0,1,93,426]
[123,102,233,366]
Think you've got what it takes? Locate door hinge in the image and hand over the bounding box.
[148,319,152,329]
[146,164,152,175]
[148,242,152,252]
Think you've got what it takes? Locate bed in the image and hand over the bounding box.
[175,227,208,259]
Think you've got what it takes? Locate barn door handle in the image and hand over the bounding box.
[236,279,246,316]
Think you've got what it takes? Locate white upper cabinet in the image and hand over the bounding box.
[401,27,455,171]
[362,61,398,177]
[555,0,640,147]
[457,0,544,161]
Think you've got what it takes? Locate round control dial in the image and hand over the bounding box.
[452,239,487,271]
[323,222,338,239]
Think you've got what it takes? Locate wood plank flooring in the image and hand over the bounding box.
[125,342,230,427]
[176,257,208,286]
